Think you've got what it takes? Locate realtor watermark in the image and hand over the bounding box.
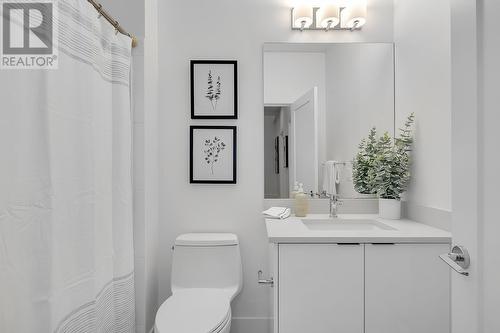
[1,0,58,69]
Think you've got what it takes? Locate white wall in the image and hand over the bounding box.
[100,0,144,38]
[264,51,326,105]
[325,43,394,198]
[157,0,394,332]
[143,0,160,331]
[325,43,394,162]
[393,0,452,214]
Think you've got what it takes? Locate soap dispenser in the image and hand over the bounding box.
[290,181,299,199]
[294,183,309,217]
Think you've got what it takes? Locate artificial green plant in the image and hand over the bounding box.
[352,127,378,195]
[352,113,415,200]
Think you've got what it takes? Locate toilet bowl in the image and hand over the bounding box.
[155,233,242,333]
[155,289,232,333]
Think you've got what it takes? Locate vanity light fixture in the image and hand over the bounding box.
[293,4,314,31]
[291,1,367,32]
[341,0,367,29]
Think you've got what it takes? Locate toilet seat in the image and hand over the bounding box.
[155,289,231,333]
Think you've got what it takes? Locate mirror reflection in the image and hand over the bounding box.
[264,43,395,199]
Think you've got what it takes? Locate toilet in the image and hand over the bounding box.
[155,233,242,333]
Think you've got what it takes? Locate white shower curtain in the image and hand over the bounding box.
[0,1,135,332]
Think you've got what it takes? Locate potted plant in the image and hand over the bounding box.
[353,113,415,219]
[352,127,378,195]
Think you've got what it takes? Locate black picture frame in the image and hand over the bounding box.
[190,60,238,119]
[190,126,237,184]
[275,136,280,174]
[284,135,289,168]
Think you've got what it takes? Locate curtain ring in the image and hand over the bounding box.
[97,4,103,18]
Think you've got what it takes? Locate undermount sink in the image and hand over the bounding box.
[301,218,397,231]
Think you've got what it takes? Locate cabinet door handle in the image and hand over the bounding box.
[439,245,470,276]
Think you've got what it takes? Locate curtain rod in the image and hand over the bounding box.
[87,0,138,48]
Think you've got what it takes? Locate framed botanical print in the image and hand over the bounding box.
[190,60,238,119]
[190,126,237,184]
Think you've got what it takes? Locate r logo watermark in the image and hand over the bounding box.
[1,0,58,69]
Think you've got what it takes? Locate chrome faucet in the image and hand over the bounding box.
[328,194,342,218]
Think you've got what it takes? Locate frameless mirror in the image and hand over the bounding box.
[263,43,395,199]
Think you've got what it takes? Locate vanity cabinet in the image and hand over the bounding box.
[278,244,364,333]
[364,244,450,333]
[273,243,450,333]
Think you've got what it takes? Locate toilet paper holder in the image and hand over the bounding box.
[258,270,274,287]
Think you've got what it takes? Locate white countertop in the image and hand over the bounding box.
[265,214,451,244]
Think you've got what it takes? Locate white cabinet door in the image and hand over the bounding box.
[278,244,364,333]
[365,244,450,333]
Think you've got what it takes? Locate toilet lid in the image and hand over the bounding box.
[155,289,231,333]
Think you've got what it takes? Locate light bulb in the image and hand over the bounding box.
[317,4,340,29]
[342,0,367,29]
[293,5,313,29]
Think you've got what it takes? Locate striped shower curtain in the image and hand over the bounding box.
[0,0,135,332]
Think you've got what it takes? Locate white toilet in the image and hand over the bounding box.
[155,233,242,333]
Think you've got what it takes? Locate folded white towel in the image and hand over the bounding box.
[335,164,341,184]
[262,207,291,219]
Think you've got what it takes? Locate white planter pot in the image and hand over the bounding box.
[379,198,402,220]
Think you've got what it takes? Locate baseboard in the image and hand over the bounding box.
[230,317,273,333]
[402,201,452,231]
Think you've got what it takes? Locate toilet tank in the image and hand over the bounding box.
[171,233,242,298]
